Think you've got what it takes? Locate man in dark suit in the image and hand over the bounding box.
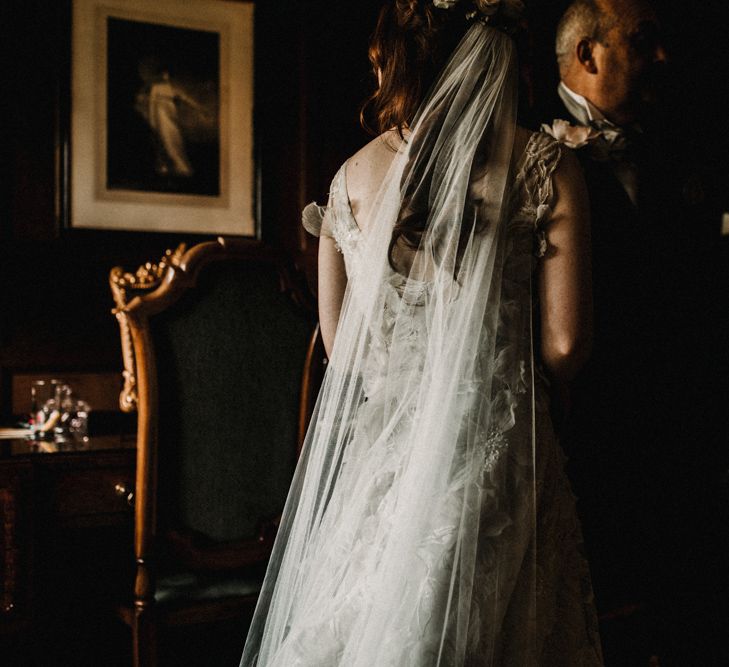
[543,1,729,662]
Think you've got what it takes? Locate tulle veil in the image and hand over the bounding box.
[241,22,539,666]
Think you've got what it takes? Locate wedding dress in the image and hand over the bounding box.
[241,23,602,666]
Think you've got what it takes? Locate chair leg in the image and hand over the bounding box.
[132,604,158,667]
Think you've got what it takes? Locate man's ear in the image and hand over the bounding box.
[576,38,598,74]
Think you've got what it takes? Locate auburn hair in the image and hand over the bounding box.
[361,2,476,271]
[362,1,472,135]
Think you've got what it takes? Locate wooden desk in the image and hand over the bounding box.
[0,434,135,661]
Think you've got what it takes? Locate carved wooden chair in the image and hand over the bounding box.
[109,238,325,666]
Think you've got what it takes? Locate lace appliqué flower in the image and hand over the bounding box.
[483,429,508,472]
[534,203,551,258]
[534,230,548,258]
[332,215,359,257]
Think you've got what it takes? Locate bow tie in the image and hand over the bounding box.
[587,121,642,164]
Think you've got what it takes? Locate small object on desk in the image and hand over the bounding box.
[29,380,92,444]
[30,378,64,436]
[40,409,61,433]
[0,427,33,439]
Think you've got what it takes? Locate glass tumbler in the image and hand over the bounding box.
[30,379,64,438]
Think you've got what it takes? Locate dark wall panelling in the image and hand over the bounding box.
[2,0,728,420]
[0,1,313,419]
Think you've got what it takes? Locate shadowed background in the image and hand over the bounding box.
[1,1,727,665]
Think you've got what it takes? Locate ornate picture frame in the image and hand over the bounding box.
[70,0,256,236]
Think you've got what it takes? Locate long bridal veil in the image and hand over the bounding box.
[241,23,537,666]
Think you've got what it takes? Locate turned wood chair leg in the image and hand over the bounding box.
[132,605,158,667]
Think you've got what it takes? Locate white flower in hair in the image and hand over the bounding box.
[433,0,459,8]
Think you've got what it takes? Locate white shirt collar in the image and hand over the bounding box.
[557,83,641,206]
[558,81,610,125]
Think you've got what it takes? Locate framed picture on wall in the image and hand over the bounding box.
[70,0,256,236]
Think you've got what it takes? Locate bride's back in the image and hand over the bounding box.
[345,126,534,233]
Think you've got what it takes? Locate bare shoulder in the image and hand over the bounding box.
[552,143,585,191]
[344,129,404,226]
[551,144,589,223]
[555,142,582,174]
[346,130,402,186]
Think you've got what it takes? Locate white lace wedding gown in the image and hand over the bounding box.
[257,132,603,666]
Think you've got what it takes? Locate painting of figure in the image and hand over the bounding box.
[71,0,255,235]
[106,18,220,197]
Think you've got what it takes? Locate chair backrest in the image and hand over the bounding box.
[111,239,317,595]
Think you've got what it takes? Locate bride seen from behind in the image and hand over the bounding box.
[242,1,603,664]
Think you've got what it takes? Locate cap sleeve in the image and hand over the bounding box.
[301,165,344,239]
[523,133,562,218]
[521,133,563,258]
[301,198,336,238]
[302,202,327,237]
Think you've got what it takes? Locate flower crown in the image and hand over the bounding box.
[433,0,525,28]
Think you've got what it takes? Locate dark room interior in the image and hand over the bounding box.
[1,0,728,665]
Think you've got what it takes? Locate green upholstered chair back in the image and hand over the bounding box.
[145,245,313,544]
[110,241,319,663]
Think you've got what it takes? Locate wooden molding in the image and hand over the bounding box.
[109,244,187,413]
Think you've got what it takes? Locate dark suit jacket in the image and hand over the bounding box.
[542,98,722,614]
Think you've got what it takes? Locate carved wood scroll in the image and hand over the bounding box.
[109,244,186,412]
